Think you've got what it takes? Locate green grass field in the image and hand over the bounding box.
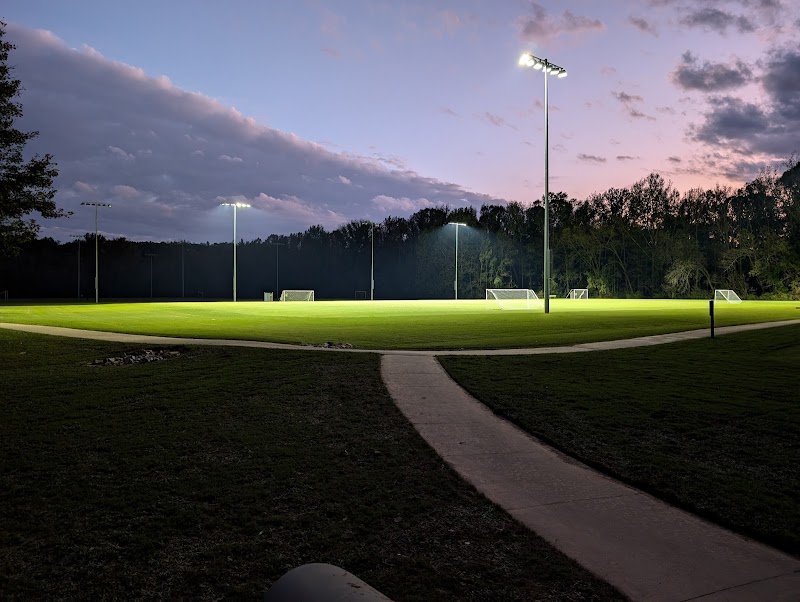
[1,298,798,349]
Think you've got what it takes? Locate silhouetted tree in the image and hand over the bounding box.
[0,22,64,257]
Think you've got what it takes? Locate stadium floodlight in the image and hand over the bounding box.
[69,234,83,299]
[448,222,468,300]
[80,202,111,303]
[519,52,568,314]
[220,202,250,302]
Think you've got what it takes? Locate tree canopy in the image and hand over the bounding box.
[0,21,63,257]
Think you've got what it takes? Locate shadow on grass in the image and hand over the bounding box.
[0,330,622,600]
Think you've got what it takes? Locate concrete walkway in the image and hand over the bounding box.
[381,343,800,600]
[2,319,800,600]
[2,319,799,355]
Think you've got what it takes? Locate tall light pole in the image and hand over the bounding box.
[69,234,83,299]
[80,202,111,303]
[145,253,157,298]
[448,222,467,299]
[270,241,285,298]
[370,222,375,301]
[220,202,250,301]
[519,52,567,314]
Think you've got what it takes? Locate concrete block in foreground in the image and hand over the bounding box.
[264,563,393,602]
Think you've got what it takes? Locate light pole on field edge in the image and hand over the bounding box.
[448,222,467,300]
[220,202,250,301]
[519,51,567,314]
[370,222,375,301]
[80,202,111,303]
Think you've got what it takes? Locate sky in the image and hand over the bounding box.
[3,0,799,243]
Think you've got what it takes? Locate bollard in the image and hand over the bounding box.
[709,299,715,339]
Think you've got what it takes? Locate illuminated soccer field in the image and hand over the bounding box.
[1,298,798,350]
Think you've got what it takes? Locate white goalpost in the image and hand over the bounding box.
[280,289,315,302]
[486,288,543,310]
[567,288,589,300]
[714,289,742,304]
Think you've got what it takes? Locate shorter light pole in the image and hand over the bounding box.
[69,234,83,299]
[220,202,250,301]
[370,222,375,301]
[80,202,111,303]
[448,222,467,300]
[145,253,157,298]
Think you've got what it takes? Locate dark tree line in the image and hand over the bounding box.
[2,162,799,301]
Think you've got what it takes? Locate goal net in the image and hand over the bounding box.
[280,289,314,302]
[567,288,589,300]
[354,290,367,300]
[714,289,742,304]
[486,288,543,310]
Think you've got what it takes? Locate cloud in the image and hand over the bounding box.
[616,155,639,161]
[440,106,460,118]
[337,175,352,185]
[612,91,644,104]
[692,96,769,146]
[672,51,752,92]
[107,145,134,160]
[577,154,607,163]
[612,90,654,120]
[6,22,507,242]
[690,47,800,159]
[518,2,604,43]
[761,46,800,121]
[73,181,95,193]
[480,112,517,130]
[679,7,756,34]
[667,156,682,163]
[628,16,659,36]
[112,184,140,199]
[371,195,437,213]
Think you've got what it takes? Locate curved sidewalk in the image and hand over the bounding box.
[381,326,800,602]
[2,319,799,355]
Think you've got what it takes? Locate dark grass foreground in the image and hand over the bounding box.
[0,330,622,600]
[440,325,800,556]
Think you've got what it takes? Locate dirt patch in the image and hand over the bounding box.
[90,349,182,366]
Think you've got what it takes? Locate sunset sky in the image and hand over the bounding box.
[4,1,799,242]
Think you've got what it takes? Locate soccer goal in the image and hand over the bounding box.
[714,289,742,304]
[354,290,367,300]
[280,289,314,302]
[567,288,589,300]
[486,288,543,310]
